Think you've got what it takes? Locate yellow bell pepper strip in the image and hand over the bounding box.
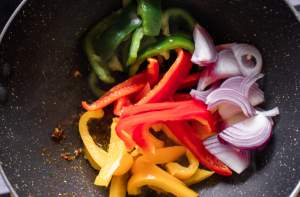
[184,169,214,186]
[94,119,133,186]
[83,147,101,170]
[165,150,199,180]
[127,161,198,197]
[147,132,164,149]
[131,146,186,173]
[109,174,128,197]
[151,123,181,144]
[79,110,108,168]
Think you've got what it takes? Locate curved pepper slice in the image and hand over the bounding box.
[179,72,202,90]
[137,0,162,36]
[114,96,132,116]
[165,121,232,176]
[138,49,193,104]
[79,110,108,168]
[184,169,214,186]
[172,93,193,101]
[109,174,128,197]
[127,27,144,65]
[130,36,194,75]
[82,58,159,111]
[117,100,215,151]
[127,161,198,197]
[165,150,199,180]
[162,8,196,36]
[94,118,133,186]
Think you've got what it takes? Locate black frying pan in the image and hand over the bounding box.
[0,0,299,196]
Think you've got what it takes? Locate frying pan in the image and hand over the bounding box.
[0,0,299,196]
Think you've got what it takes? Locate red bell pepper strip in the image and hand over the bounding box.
[178,72,202,89]
[82,58,160,111]
[165,121,232,176]
[146,58,160,87]
[116,100,215,149]
[113,96,132,116]
[172,93,192,101]
[137,49,192,104]
[134,82,151,102]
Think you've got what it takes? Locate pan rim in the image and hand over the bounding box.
[0,0,28,45]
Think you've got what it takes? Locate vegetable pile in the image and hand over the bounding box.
[79,0,279,196]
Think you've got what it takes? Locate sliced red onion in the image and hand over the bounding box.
[197,49,241,90]
[191,24,217,66]
[190,84,218,102]
[218,114,273,150]
[240,73,264,97]
[256,107,280,117]
[204,135,250,174]
[223,112,247,127]
[231,44,263,76]
[206,88,255,117]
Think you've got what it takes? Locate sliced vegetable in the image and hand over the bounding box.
[204,135,250,174]
[109,174,128,197]
[231,44,263,76]
[218,114,274,150]
[191,24,217,66]
[79,110,108,168]
[95,119,133,186]
[190,83,218,102]
[114,96,132,116]
[166,150,199,180]
[138,49,192,104]
[197,49,241,90]
[162,8,196,36]
[172,93,193,101]
[128,161,198,197]
[83,11,121,83]
[145,58,160,87]
[129,36,194,75]
[206,88,255,117]
[88,72,105,97]
[95,4,142,62]
[165,121,232,176]
[127,27,144,65]
[178,72,202,89]
[137,0,162,36]
[184,169,214,186]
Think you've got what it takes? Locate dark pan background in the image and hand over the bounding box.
[0,0,299,196]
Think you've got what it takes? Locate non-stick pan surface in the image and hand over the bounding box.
[0,0,299,196]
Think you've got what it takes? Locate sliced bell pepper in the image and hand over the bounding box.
[129,36,194,75]
[146,132,165,149]
[184,169,214,186]
[114,96,132,116]
[165,150,199,180]
[79,110,108,168]
[83,11,120,83]
[172,93,193,101]
[88,72,106,97]
[82,58,160,111]
[109,174,128,197]
[95,4,142,63]
[116,100,216,151]
[133,82,151,102]
[145,58,160,87]
[165,121,232,176]
[95,119,133,186]
[127,27,144,65]
[178,72,202,89]
[137,49,193,104]
[162,8,196,36]
[137,0,162,36]
[127,161,198,197]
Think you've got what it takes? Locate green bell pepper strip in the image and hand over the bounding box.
[95,5,142,63]
[88,72,105,97]
[129,35,195,75]
[137,0,162,36]
[162,8,196,36]
[127,27,144,65]
[83,11,121,84]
